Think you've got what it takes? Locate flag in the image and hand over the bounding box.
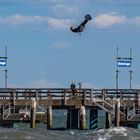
[117,61,131,67]
[0,59,7,66]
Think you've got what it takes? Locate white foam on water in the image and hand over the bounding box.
[108,127,127,133]
[1,127,139,140]
[104,132,112,138]
[0,134,8,139]
[98,129,105,133]
[122,133,128,136]
[70,131,75,135]
[113,127,128,137]
[25,136,33,139]
[113,127,127,132]
[98,137,107,140]
[92,127,129,140]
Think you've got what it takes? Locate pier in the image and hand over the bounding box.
[0,88,140,129]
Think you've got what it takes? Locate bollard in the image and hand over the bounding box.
[80,106,86,130]
[30,99,36,128]
[114,99,120,127]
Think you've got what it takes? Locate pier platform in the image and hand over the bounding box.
[0,88,140,129]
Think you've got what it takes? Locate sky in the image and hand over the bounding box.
[0,0,140,89]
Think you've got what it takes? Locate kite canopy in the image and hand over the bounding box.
[70,14,92,33]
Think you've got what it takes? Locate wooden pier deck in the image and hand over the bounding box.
[0,88,140,129]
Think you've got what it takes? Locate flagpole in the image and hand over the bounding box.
[129,70,132,89]
[4,69,8,88]
[116,47,119,90]
[129,47,132,89]
[4,46,8,88]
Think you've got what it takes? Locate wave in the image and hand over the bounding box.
[0,127,139,140]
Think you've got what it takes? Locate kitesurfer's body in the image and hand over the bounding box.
[70,14,92,33]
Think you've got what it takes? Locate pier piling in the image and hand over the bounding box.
[105,112,112,128]
[114,99,120,127]
[47,105,52,129]
[30,99,36,128]
[80,106,86,130]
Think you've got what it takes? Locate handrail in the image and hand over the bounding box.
[0,88,139,100]
[19,102,31,116]
[92,97,126,117]
[93,101,114,114]
[3,102,31,120]
[3,103,11,119]
[36,105,47,113]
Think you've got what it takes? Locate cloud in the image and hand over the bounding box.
[0,0,65,5]
[80,82,98,89]
[8,80,97,89]
[31,0,65,4]
[90,0,140,5]
[91,13,127,28]
[26,79,60,88]
[9,79,60,88]
[47,17,73,30]
[131,17,140,25]
[0,14,73,31]
[109,0,140,5]
[1,0,140,7]
[0,13,140,30]
[52,4,79,17]
[0,14,47,25]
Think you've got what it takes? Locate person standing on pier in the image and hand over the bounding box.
[71,82,76,96]
[78,83,82,91]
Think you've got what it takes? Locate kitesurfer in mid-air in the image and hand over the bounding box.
[70,14,92,33]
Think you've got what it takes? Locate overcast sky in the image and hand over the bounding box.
[0,0,140,88]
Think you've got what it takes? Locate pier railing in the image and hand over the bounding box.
[0,88,139,106]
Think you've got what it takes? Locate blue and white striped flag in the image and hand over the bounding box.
[117,61,131,67]
[0,59,7,66]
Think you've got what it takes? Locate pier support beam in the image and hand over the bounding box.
[30,99,36,128]
[125,106,128,121]
[0,106,4,120]
[105,112,112,128]
[35,90,39,106]
[10,90,16,113]
[90,109,98,130]
[47,105,52,129]
[114,99,120,127]
[80,106,86,130]
[67,108,79,129]
[135,92,139,114]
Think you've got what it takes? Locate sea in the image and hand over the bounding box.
[0,110,140,140]
[0,127,140,140]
